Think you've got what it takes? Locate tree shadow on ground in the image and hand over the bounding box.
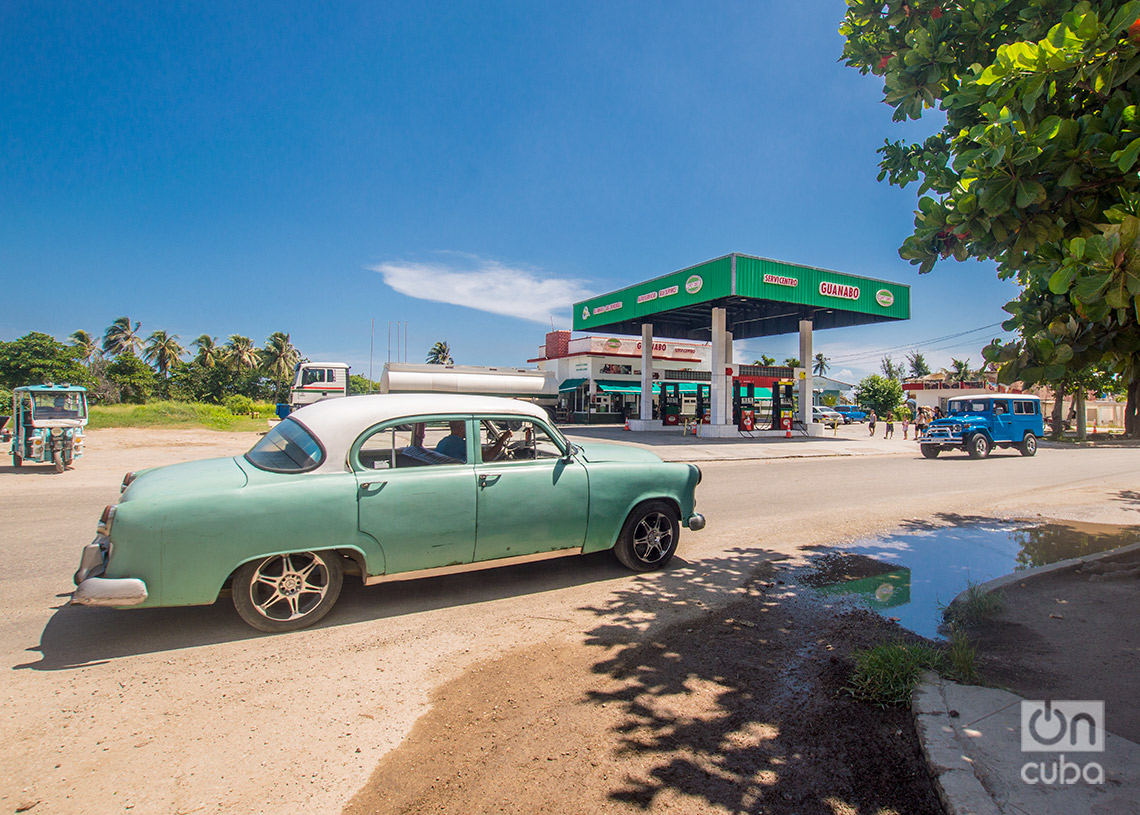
[17,551,632,671]
[576,549,943,815]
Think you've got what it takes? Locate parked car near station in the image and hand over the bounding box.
[833,405,868,422]
[918,395,1043,459]
[812,406,844,428]
[72,394,706,632]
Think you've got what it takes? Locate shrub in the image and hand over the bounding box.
[224,394,254,415]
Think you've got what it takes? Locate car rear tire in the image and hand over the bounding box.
[614,500,679,572]
[920,444,940,459]
[1020,432,1038,457]
[233,551,344,633]
[967,434,991,459]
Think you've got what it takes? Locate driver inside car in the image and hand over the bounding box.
[435,421,512,462]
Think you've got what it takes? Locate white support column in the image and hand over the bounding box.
[723,330,734,424]
[799,319,813,427]
[710,308,727,426]
[640,322,653,422]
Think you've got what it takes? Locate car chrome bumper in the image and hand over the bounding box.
[687,513,706,531]
[72,577,148,607]
[71,535,149,607]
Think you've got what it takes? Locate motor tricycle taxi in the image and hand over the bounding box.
[4,385,89,472]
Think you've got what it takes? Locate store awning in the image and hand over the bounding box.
[651,382,704,394]
[558,378,587,392]
[595,380,643,394]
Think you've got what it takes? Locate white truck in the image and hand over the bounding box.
[289,362,351,410]
[379,363,558,408]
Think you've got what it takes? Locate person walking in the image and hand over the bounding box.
[885,412,895,438]
[868,410,877,436]
[902,410,910,440]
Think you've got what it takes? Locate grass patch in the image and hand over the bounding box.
[942,582,1004,627]
[944,628,979,684]
[848,642,942,706]
[88,401,274,432]
[849,629,983,705]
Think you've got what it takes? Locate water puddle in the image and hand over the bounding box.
[801,519,1140,639]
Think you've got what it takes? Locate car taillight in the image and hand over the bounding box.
[97,505,117,537]
[120,471,137,493]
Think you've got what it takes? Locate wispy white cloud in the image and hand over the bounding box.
[369,255,596,325]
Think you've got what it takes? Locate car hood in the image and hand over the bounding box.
[572,441,663,464]
[122,456,249,502]
[932,414,988,426]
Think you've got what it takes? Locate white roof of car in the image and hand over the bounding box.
[287,394,550,473]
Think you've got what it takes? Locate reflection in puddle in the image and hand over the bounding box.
[804,520,1140,639]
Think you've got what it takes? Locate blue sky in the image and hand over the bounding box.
[1,1,1021,384]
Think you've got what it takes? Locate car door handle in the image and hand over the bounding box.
[359,481,386,491]
[478,474,501,488]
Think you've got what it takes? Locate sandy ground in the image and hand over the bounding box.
[2,425,1140,814]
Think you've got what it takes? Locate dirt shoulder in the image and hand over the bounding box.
[344,563,944,815]
[973,543,1140,743]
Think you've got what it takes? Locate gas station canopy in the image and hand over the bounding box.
[573,253,909,339]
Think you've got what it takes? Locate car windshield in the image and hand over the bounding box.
[245,419,324,472]
[29,391,86,420]
[948,400,988,414]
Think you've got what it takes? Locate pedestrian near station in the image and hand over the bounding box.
[868,410,877,436]
[885,412,894,438]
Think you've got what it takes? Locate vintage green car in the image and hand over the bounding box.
[72,394,705,632]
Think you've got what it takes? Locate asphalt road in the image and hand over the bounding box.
[2,427,1138,814]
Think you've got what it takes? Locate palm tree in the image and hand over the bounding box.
[143,330,185,379]
[69,330,99,365]
[948,358,972,384]
[813,352,829,377]
[261,332,300,401]
[753,355,776,366]
[881,355,905,380]
[103,317,142,357]
[192,335,223,368]
[426,340,453,365]
[907,350,931,378]
[783,357,801,368]
[225,335,260,373]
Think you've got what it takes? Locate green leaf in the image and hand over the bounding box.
[1057,163,1082,187]
[979,177,1016,215]
[1016,180,1046,208]
[1049,265,1077,293]
[1070,237,1086,260]
[1113,138,1140,173]
[1053,344,1074,364]
[1073,272,1112,302]
[1085,235,1112,264]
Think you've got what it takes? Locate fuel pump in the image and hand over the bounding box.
[660,383,682,425]
[695,384,711,424]
[733,382,756,431]
[770,380,795,431]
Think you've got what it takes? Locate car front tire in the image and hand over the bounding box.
[1020,432,1038,457]
[920,444,940,459]
[967,434,991,459]
[233,551,344,633]
[614,500,679,572]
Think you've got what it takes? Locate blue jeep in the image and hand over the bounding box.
[918,395,1043,459]
[833,405,868,422]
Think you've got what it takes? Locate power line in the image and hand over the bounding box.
[826,322,1007,364]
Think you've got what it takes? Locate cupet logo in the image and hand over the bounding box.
[605,338,621,349]
[1021,701,1103,752]
[582,306,590,321]
[685,275,703,295]
[875,289,895,308]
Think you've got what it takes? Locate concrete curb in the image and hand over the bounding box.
[949,539,1140,603]
[912,672,1005,815]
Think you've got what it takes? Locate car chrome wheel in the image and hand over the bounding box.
[967,434,991,459]
[614,500,680,572]
[233,551,344,633]
[1020,432,1038,457]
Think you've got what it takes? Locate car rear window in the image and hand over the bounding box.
[245,419,324,472]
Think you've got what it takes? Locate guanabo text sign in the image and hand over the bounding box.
[819,281,860,300]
